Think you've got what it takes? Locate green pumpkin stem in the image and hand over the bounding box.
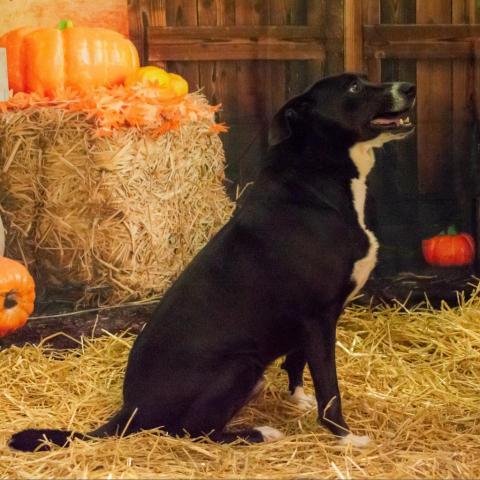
[447,225,458,236]
[57,19,74,31]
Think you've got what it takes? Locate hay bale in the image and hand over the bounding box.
[0,94,234,305]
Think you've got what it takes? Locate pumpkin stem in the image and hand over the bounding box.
[57,19,74,31]
[447,225,458,235]
[4,291,17,309]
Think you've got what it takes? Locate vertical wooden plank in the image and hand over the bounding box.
[469,0,479,23]
[344,0,364,72]
[380,0,417,197]
[367,0,418,270]
[128,0,166,66]
[452,0,476,222]
[306,0,332,79]
[380,0,416,82]
[166,0,199,89]
[234,0,269,188]
[196,0,237,195]
[363,0,380,82]
[416,0,452,194]
[197,1,236,107]
[267,0,306,118]
[0,49,8,101]
[474,40,480,128]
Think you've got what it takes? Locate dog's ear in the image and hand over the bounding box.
[269,89,316,146]
[268,106,299,146]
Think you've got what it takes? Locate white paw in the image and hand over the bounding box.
[338,433,371,448]
[254,426,285,443]
[289,386,317,410]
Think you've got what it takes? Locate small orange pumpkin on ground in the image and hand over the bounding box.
[422,226,475,267]
[0,257,35,337]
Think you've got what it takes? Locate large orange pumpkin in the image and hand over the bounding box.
[422,226,475,267]
[0,257,36,337]
[0,20,139,97]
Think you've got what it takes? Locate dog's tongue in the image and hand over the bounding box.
[371,117,401,126]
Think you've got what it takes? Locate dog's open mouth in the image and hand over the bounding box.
[370,109,413,131]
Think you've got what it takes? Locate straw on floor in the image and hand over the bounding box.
[1,290,480,478]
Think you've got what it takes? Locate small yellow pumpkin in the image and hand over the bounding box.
[125,66,171,89]
[169,73,189,96]
[0,257,35,337]
[125,66,189,97]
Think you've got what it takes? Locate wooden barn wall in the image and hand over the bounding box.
[364,0,480,273]
[127,0,344,193]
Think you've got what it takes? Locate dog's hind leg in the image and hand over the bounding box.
[179,366,284,444]
[282,349,316,410]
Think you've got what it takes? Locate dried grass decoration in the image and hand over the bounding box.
[0,86,233,305]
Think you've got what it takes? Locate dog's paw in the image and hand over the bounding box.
[289,386,317,410]
[338,433,371,448]
[254,426,285,443]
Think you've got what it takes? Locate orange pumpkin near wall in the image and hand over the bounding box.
[0,20,139,97]
[0,257,36,337]
[422,226,475,267]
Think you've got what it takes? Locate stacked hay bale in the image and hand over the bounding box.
[0,93,234,305]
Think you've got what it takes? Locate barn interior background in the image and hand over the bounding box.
[0,0,478,345]
[130,0,480,306]
[2,2,480,478]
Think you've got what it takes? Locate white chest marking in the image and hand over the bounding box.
[346,141,379,303]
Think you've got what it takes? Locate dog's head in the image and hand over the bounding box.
[269,73,416,148]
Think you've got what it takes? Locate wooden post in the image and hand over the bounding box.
[344,0,364,72]
[363,0,380,82]
[0,48,8,101]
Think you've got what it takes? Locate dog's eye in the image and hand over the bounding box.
[348,82,361,94]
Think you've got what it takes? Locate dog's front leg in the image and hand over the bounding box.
[303,311,370,447]
[281,350,316,410]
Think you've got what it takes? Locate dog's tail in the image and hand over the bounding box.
[9,407,136,452]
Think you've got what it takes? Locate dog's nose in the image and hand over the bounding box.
[398,82,416,99]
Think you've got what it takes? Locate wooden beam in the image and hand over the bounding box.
[0,48,8,101]
[148,26,325,61]
[364,24,480,43]
[149,25,324,39]
[344,0,364,72]
[365,41,473,60]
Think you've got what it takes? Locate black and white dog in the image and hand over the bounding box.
[10,73,415,451]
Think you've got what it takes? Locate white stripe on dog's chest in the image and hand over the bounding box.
[346,142,379,303]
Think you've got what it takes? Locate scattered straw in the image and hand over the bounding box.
[0,93,234,305]
[1,291,480,478]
